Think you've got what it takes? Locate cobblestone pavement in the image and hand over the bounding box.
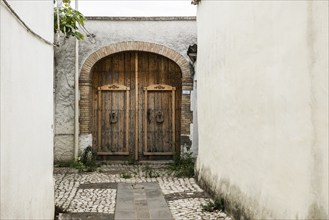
[54,164,232,220]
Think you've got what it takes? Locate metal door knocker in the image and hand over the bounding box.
[156,111,164,124]
[110,111,118,124]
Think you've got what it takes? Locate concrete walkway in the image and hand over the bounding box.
[115,183,173,220]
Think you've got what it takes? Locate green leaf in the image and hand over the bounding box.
[53,0,86,41]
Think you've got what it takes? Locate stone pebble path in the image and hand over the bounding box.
[54,164,232,220]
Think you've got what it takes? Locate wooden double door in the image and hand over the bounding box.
[91,51,182,160]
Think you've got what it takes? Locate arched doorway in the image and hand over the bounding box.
[79,41,193,161]
[90,51,182,160]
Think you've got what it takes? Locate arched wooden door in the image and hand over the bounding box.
[91,51,182,160]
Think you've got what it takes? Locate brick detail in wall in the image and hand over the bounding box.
[181,93,192,134]
[79,41,193,141]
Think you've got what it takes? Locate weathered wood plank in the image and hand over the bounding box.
[162,92,169,152]
[144,90,148,153]
[172,90,176,155]
[143,152,174,156]
[97,152,129,156]
[118,91,124,152]
[105,91,111,151]
[125,91,129,152]
[97,90,102,151]
[135,52,139,160]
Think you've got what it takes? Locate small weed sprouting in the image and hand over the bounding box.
[143,164,160,178]
[202,198,225,212]
[55,160,85,171]
[54,146,99,172]
[169,152,195,177]
[128,156,136,165]
[80,146,98,171]
[121,172,132,179]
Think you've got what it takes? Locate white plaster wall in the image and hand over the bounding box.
[54,18,197,161]
[0,1,54,219]
[192,62,198,156]
[196,1,328,219]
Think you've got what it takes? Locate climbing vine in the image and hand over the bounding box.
[54,0,86,40]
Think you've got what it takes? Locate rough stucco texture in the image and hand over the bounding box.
[196,1,328,220]
[54,18,196,161]
[79,19,197,67]
[54,37,76,161]
[55,38,76,135]
[0,1,54,219]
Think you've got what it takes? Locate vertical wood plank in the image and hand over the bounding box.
[162,92,169,152]
[108,91,112,151]
[148,92,155,152]
[114,92,119,152]
[102,91,106,151]
[144,90,148,153]
[126,90,130,152]
[97,90,102,151]
[118,91,124,152]
[124,53,130,151]
[119,53,125,85]
[157,92,164,152]
[139,53,147,155]
[172,90,176,154]
[129,52,135,155]
[135,52,139,160]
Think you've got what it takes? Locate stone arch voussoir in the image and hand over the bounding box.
[80,41,190,82]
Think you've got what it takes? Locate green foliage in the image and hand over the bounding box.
[80,146,97,167]
[54,0,85,40]
[202,198,225,212]
[79,146,98,172]
[55,159,85,171]
[169,152,195,177]
[128,156,136,165]
[54,146,98,172]
[143,164,160,178]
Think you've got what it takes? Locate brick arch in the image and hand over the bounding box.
[80,41,191,82]
[79,41,192,138]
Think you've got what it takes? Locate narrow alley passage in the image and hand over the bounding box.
[54,164,232,220]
